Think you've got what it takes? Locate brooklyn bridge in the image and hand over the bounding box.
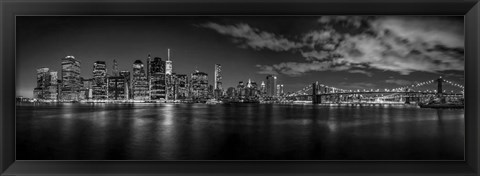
[286,77,464,105]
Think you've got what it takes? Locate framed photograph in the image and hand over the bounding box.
[1,0,479,175]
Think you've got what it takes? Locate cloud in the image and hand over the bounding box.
[370,16,464,49]
[337,82,376,89]
[199,22,302,51]
[255,64,279,75]
[257,61,350,77]
[348,70,373,77]
[201,16,464,77]
[317,16,368,28]
[335,28,464,75]
[302,28,342,50]
[385,79,413,86]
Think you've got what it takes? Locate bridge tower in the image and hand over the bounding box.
[436,76,444,95]
[436,76,446,103]
[312,82,320,104]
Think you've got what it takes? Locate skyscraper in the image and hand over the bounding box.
[46,71,59,100]
[276,84,284,97]
[176,74,189,99]
[237,81,245,98]
[81,77,93,100]
[92,61,108,100]
[107,75,127,100]
[226,87,236,98]
[165,49,175,100]
[266,75,277,97]
[214,64,222,90]
[249,80,258,97]
[112,59,119,76]
[260,81,266,95]
[33,67,58,100]
[166,73,178,100]
[190,71,208,100]
[60,56,81,101]
[132,60,149,100]
[120,71,131,100]
[36,67,50,89]
[165,49,173,75]
[150,57,166,100]
[280,84,284,96]
[146,54,151,97]
[214,64,222,98]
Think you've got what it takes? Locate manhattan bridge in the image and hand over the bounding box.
[286,77,464,105]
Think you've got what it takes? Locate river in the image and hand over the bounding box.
[16,103,464,160]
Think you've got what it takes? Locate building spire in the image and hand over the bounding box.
[167,48,170,61]
[113,59,119,76]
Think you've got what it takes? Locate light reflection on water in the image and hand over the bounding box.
[16,103,464,160]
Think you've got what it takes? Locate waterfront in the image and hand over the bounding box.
[16,103,464,160]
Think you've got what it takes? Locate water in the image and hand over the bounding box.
[16,103,464,160]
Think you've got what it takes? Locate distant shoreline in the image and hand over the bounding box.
[16,101,417,106]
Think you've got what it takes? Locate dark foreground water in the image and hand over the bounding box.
[16,103,464,160]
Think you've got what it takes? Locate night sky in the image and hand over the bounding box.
[16,16,465,98]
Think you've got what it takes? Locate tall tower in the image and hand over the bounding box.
[150,57,166,100]
[112,59,119,76]
[214,64,222,90]
[146,54,151,98]
[191,71,209,100]
[276,84,284,96]
[437,76,444,95]
[266,75,277,97]
[132,60,149,100]
[260,81,266,94]
[61,56,81,101]
[166,49,173,75]
[92,61,107,100]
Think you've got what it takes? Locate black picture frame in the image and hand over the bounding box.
[1,0,479,175]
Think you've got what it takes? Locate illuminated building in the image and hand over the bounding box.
[108,76,127,100]
[33,67,58,100]
[226,87,236,98]
[120,71,131,100]
[60,56,81,101]
[81,78,94,100]
[190,71,208,100]
[166,73,189,101]
[280,84,284,96]
[33,67,49,100]
[260,81,266,95]
[276,84,284,96]
[214,64,222,89]
[214,64,222,98]
[45,71,59,100]
[237,81,245,98]
[266,75,277,97]
[149,57,166,100]
[166,73,178,100]
[112,59,119,76]
[165,49,175,100]
[132,60,149,100]
[176,74,189,100]
[92,61,108,100]
[165,49,173,75]
[146,54,151,97]
[249,80,258,97]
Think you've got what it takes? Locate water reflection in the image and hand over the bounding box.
[16,104,464,160]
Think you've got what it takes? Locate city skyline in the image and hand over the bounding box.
[16,16,464,98]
